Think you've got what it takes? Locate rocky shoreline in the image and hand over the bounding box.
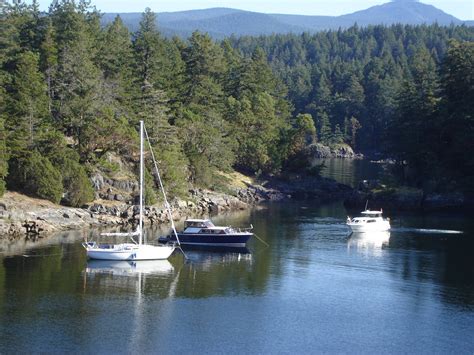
[0,173,353,240]
[344,181,473,211]
[2,173,469,240]
[0,188,258,240]
[308,143,364,159]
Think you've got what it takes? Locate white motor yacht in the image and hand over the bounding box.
[347,210,391,233]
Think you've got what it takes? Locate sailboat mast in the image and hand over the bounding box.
[139,120,144,245]
[143,124,183,247]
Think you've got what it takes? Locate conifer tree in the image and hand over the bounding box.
[99,16,133,83]
[50,0,102,148]
[39,19,58,114]
[133,8,163,87]
[439,40,474,190]
[0,117,7,197]
[7,51,48,157]
[318,112,332,145]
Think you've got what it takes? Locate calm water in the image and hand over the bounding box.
[1,202,473,354]
[314,158,383,187]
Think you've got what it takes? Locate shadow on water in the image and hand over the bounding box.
[1,199,473,353]
[313,158,382,187]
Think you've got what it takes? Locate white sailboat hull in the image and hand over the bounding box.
[85,243,175,261]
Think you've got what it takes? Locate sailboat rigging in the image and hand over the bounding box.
[82,121,179,260]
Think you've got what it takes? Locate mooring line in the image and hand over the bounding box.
[253,233,269,247]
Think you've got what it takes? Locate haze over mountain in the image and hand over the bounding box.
[101,0,471,38]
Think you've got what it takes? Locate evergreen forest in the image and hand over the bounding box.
[1,1,473,206]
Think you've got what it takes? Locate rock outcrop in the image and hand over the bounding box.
[344,182,469,211]
[308,143,363,159]
[1,169,359,240]
[0,187,256,240]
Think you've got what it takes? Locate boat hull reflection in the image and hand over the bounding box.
[85,260,174,276]
[181,245,250,254]
[347,231,391,255]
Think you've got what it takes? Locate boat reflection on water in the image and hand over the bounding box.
[182,245,250,254]
[85,260,174,276]
[347,231,391,257]
[82,248,254,299]
[83,259,177,301]
[184,247,252,271]
[83,260,178,352]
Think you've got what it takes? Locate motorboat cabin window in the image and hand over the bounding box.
[185,220,215,228]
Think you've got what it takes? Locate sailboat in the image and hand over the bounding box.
[82,121,178,260]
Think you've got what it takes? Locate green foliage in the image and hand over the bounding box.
[387,46,439,186]
[349,117,361,148]
[9,151,63,204]
[5,51,48,158]
[318,112,332,145]
[0,117,7,196]
[188,154,213,188]
[61,159,95,207]
[332,124,344,145]
[151,144,189,198]
[49,0,102,143]
[35,130,94,206]
[232,25,474,191]
[80,113,136,160]
[1,1,472,203]
[144,167,157,205]
[97,156,120,174]
[438,40,474,191]
[284,114,317,171]
[232,25,474,152]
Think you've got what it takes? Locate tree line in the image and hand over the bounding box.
[1,1,473,205]
[232,25,474,192]
[0,1,315,205]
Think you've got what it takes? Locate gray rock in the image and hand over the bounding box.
[91,173,105,191]
[308,143,332,158]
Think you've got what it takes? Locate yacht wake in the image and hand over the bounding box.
[392,227,463,235]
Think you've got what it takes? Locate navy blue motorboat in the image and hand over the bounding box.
[161,219,253,247]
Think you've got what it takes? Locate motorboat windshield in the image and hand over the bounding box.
[360,211,383,218]
[184,219,216,229]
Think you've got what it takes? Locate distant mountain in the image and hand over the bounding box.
[161,9,307,38]
[101,8,306,38]
[338,1,461,26]
[101,1,471,38]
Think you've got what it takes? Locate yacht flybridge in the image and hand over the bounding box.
[82,121,179,260]
[347,210,391,233]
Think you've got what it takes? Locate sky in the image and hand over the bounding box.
[34,0,474,20]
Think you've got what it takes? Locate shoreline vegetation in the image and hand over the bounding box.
[0,169,353,239]
[1,2,473,241]
[2,164,471,240]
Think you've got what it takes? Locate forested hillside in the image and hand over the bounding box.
[233,27,474,191]
[1,1,473,206]
[102,1,468,39]
[0,2,310,205]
